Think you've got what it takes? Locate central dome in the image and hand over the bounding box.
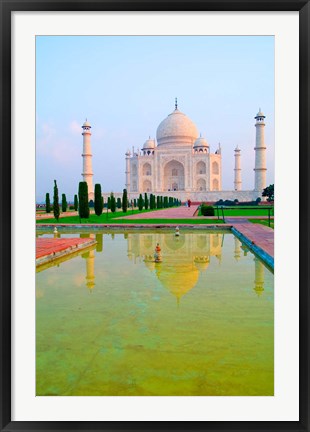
[156,108,199,146]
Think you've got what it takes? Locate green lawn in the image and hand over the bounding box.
[248,219,274,229]
[199,206,274,217]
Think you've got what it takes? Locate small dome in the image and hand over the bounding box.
[82,120,91,128]
[156,108,199,146]
[255,109,265,118]
[194,136,209,148]
[143,138,155,150]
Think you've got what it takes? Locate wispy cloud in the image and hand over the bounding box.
[69,120,81,135]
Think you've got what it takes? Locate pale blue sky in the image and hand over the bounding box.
[36,35,274,202]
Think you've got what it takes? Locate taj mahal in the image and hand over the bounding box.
[81,100,268,202]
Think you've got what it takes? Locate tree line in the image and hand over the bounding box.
[45,181,181,221]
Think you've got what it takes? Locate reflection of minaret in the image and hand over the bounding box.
[81,234,96,292]
[234,237,241,261]
[254,257,265,296]
[85,249,95,292]
[241,242,249,256]
[81,119,94,197]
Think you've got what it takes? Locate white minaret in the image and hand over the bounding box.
[234,146,242,191]
[125,149,131,192]
[81,119,94,196]
[254,109,267,192]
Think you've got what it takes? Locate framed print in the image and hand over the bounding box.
[1,0,309,431]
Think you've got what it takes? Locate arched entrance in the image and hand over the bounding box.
[163,160,185,191]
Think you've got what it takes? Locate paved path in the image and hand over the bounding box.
[230,222,274,258]
[117,205,199,219]
[36,237,97,265]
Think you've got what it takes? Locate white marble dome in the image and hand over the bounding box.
[82,120,91,128]
[194,136,209,148]
[143,138,156,149]
[156,108,199,146]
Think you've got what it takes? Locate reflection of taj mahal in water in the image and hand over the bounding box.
[38,232,267,300]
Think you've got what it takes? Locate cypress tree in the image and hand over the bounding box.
[110,193,116,213]
[117,197,122,209]
[144,193,149,210]
[53,180,60,221]
[94,184,103,216]
[163,196,168,208]
[45,193,51,213]
[61,193,67,212]
[134,198,137,208]
[74,194,78,211]
[138,193,144,211]
[78,181,89,219]
[149,193,153,210]
[108,196,111,209]
[160,196,163,208]
[122,189,128,213]
[157,195,160,209]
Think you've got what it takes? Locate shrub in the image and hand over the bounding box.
[144,193,149,210]
[53,180,60,221]
[138,194,144,211]
[78,182,89,219]
[122,189,128,212]
[69,205,75,210]
[62,194,67,212]
[201,204,215,216]
[117,197,122,209]
[110,193,116,213]
[74,194,78,211]
[45,193,51,213]
[94,184,103,216]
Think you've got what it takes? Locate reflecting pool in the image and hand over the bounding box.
[36,230,274,396]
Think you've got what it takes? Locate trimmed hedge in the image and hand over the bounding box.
[201,204,215,216]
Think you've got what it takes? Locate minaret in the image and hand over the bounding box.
[125,149,131,192]
[81,119,94,196]
[234,146,242,191]
[254,109,267,192]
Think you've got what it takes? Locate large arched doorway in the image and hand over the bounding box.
[163,160,185,191]
[197,178,206,191]
[143,180,152,192]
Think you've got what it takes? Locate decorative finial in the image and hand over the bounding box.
[175,97,178,110]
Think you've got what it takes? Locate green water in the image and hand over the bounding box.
[36,230,274,396]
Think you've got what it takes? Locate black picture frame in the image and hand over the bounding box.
[1,1,309,431]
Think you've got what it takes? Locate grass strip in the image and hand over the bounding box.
[37,214,223,225]
[248,219,274,229]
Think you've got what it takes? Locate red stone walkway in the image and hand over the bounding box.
[36,237,97,265]
[230,222,274,258]
[117,205,199,219]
